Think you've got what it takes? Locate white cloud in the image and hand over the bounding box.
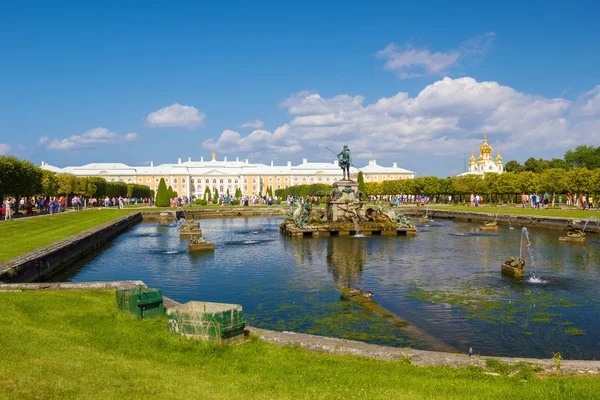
[202,77,600,164]
[0,143,10,155]
[38,136,49,145]
[47,127,140,150]
[237,120,264,129]
[577,85,600,116]
[377,33,496,79]
[145,103,206,130]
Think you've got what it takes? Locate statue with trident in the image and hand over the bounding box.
[337,145,352,180]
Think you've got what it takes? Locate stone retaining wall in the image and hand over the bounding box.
[141,208,286,221]
[401,208,600,232]
[0,213,142,283]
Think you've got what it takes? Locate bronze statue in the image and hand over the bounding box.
[337,145,351,180]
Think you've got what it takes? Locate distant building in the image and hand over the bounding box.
[41,152,415,198]
[459,134,504,176]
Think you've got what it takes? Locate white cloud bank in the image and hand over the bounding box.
[203,77,600,161]
[46,127,139,150]
[0,143,10,155]
[146,103,206,130]
[377,33,496,79]
[237,120,264,129]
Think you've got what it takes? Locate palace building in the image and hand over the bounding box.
[462,134,504,176]
[41,152,415,198]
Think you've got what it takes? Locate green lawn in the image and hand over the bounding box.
[0,290,597,399]
[0,210,133,262]
[427,205,596,219]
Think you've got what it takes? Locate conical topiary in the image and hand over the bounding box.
[155,178,169,207]
[357,171,365,193]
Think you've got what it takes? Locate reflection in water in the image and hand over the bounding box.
[326,237,367,287]
[49,217,600,359]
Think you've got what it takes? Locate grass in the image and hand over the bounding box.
[0,290,598,399]
[427,204,597,219]
[0,210,133,262]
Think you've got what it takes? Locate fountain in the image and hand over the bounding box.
[493,208,514,230]
[501,227,534,278]
[419,206,433,224]
[558,217,594,243]
[351,217,364,237]
[280,145,416,237]
[187,234,214,252]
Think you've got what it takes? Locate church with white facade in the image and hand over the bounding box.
[462,134,504,176]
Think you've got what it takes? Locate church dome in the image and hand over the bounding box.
[469,152,476,163]
[479,133,492,155]
[496,149,503,163]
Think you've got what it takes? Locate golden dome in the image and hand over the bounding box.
[211,151,216,161]
[469,152,476,163]
[479,133,492,155]
[496,149,503,163]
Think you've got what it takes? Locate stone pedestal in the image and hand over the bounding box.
[329,180,366,222]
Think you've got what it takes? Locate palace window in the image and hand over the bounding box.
[284,177,288,182]
[302,177,307,182]
[147,178,151,183]
[228,179,231,183]
[252,178,256,183]
[366,176,371,181]
[138,178,142,183]
[318,177,322,181]
[155,178,159,182]
[284,185,288,189]
[244,178,248,183]
[277,185,281,189]
[173,178,178,183]
[276,177,281,182]
[119,178,124,182]
[294,177,298,182]
[165,179,169,183]
[205,179,209,183]
[182,185,186,191]
[182,178,186,184]
[374,176,378,181]
[382,177,386,181]
[220,179,223,184]
[220,186,224,192]
[213,179,217,184]
[110,178,116,182]
[234,179,238,184]
[325,177,330,181]
[310,177,315,182]
[244,186,248,191]
[268,177,273,182]
[191,179,195,183]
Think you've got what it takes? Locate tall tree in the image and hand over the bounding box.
[504,160,523,173]
[357,171,366,193]
[539,168,566,207]
[565,145,600,169]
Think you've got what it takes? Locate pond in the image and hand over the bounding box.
[50,217,600,359]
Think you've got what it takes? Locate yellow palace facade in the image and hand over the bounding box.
[41,152,415,198]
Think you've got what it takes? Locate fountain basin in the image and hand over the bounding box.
[559,235,586,243]
[501,263,524,278]
[280,224,416,237]
[180,229,203,237]
[479,222,498,231]
[188,242,214,252]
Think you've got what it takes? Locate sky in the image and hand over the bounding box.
[1,0,599,176]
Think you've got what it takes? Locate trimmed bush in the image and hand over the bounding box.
[155,179,169,207]
[232,199,240,206]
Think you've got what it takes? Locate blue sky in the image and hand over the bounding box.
[1,0,599,176]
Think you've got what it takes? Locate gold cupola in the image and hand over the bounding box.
[496,148,503,163]
[211,151,216,161]
[479,133,492,156]
[469,152,476,163]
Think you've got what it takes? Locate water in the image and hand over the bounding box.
[519,227,537,277]
[351,217,364,237]
[494,209,513,229]
[582,216,600,232]
[51,217,600,359]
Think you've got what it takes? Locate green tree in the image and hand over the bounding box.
[57,174,78,196]
[566,168,593,200]
[0,157,42,210]
[504,160,523,173]
[548,158,569,170]
[565,145,600,169]
[167,186,174,200]
[204,187,211,200]
[357,171,366,193]
[213,188,219,204]
[539,168,566,207]
[523,158,550,174]
[40,170,59,197]
[226,188,230,198]
[155,178,169,207]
